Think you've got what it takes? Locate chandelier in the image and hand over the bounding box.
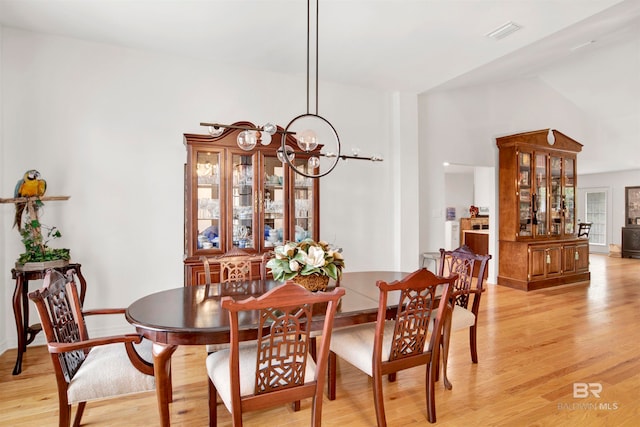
[200,0,382,178]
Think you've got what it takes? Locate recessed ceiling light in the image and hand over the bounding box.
[486,21,522,40]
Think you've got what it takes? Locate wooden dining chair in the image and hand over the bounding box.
[437,244,491,389]
[204,249,270,354]
[206,281,345,427]
[577,222,592,239]
[200,247,263,287]
[327,269,456,425]
[28,269,155,427]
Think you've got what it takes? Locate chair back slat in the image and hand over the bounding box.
[30,269,86,383]
[377,269,455,364]
[439,245,491,309]
[255,304,312,394]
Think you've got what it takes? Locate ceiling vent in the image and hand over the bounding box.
[486,21,522,40]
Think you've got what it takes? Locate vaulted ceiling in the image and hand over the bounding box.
[1,0,638,173]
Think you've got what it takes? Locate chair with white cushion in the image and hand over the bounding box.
[327,269,456,425]
[206,281,345,426]
[437,244,491,389]
[28,269,155,427]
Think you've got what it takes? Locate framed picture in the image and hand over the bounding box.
[446,207,456,220]
[519,171,529,186]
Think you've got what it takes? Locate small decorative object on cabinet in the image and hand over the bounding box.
[496,129,590,291]
[622,186,640,258]
[266,239,344,291]
[184,124,320,286]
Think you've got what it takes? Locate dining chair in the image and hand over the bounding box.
[577,222,592,239]
[206,281,345,427]
[437,244,491,389]
[327,268,456,425]
[201,247,263,287]
[204,250,270,354]
[28,269,155,427]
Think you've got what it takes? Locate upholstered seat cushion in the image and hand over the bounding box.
[206,344,317,412]
[428,304,476,332]
[329,321,397,377]
[450,305,476,331]
[67,339,155,404]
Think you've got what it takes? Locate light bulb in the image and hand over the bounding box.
[208,125,224,137]
[262,122,277,135]
[308,156,320,169]
[277,145,295,163]
[296,129,318,152]
[258,131,272,146]
[237,130,257,151]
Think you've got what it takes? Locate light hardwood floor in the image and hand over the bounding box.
[1,254,639,426]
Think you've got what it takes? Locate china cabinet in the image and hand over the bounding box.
[622,186,640,258]
[496,129,590,291]
[183,122,320,285]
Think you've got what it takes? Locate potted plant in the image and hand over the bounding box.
[16,203,70,271]
[266,238,344,291]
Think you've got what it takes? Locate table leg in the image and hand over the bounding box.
[12,274,26,375]
[153,343,177,427]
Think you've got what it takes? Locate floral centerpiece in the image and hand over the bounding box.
[266,239,344,291]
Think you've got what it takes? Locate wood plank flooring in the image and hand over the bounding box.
[1,254,638,426]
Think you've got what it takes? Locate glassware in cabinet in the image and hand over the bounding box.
[262,154,286,249]
[563,158,575,234]
[534,153,547,236]
[230,152,256,250]
[195,150,222,250]
[291,157,317,243]
[518,151,532,237]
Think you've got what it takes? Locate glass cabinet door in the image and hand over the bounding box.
[262,154,286,249]
[518,151,532,237]
[626,186,640,227]
[563,158,575,235]
[534,153,547,236]
[549,156,562,236]
[291,158,316,242]
[230,152,256,250]
[196,150,222,250]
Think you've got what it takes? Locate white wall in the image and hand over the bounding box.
[579,169,640,253]
[444,172,474,220]
[0,27,420,352]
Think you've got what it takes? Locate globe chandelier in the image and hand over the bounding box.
[200,0,382,178]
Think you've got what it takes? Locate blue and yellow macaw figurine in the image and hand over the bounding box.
[14,169,47,230]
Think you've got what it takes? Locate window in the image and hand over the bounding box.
[584,190,606,245]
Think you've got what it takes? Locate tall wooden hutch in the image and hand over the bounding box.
[622,186,640,258]
[183,122,320,286]
[496,129,590,291]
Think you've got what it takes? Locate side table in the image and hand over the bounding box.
[10,262,86,375]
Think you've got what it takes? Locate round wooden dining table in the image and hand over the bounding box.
[126,271,409,427]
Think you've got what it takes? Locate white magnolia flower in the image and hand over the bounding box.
[289,259,300,272]
[304,246,326,268]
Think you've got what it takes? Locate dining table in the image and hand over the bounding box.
[126,271,410,427]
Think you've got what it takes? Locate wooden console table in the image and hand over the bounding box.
[10,263,86,374]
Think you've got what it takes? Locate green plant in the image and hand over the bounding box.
[266,238,344,282]
[17,218,70,264]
